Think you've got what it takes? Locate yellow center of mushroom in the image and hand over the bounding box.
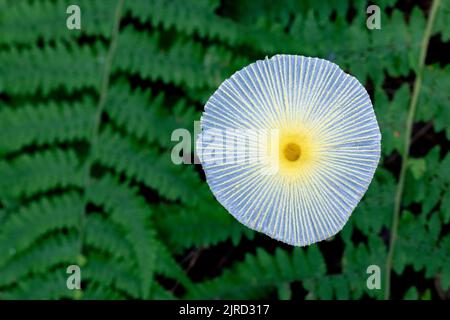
[283,142,301,161]
[262,125,323,180]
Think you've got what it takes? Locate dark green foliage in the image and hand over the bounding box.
[0,0,448,300]
[105,83,197,148]
[0,148,84,198]
[186,246,327,299]
[0,42,105,95]
[417,65,450,139]
[0,98,96,155]
[0,0,116,44]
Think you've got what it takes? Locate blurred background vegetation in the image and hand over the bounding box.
[0,0,448,300]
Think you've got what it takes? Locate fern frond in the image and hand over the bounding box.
[155,203,253,253]
[83,255,141,298]
[153,239,192,289]
[94,128,204,204]
[0,192,82,267]
[85,208,190,290]
[0,148,84,198]
[125,0,240,44]
[151,283,176,300]
[417,65,450,139]
[404,148,449,216]
[84,254,180,300]
[288,8,424,85]
[113,27,239,90]
[0,234,78,287]
[341,235,387,299]
[82,282,127,300]
[106,83,198,148]
[434,0,450,41]
[0,42,104,95]
[185,246,326,299]
[374,84,410,155]
[87,175,156,299]
[353,169,396,235]
[0,269,72,300]
[84,214,132,261]
[0,0,117,45]
[0,98,96,155]
[124,0,309,56]
[394,212,450,290]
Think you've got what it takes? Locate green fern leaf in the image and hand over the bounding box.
[185,246,327,299]
[94,128,204,204]
[0,0,117,45]
[0,148,84,198]
[106,83,197,148]
[0,98,96,155]
[0,192,82,267]
[0,234,78,287]
[0,269,73,300]
[0,42,104,95]
[87,175,156,299]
